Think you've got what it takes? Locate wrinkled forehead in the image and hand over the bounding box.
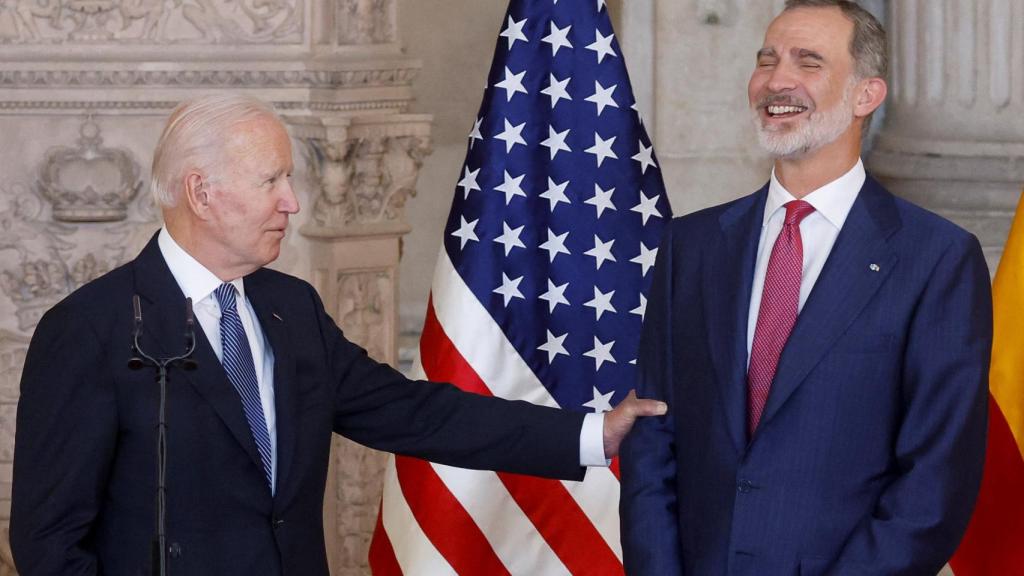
[760,7,854,64]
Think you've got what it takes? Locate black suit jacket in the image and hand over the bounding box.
[11,235,586,576]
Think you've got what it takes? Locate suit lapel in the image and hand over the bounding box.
[758,177,900,431]
[131,236,266,476]
[245,273,299,504]
[704,188,767,454]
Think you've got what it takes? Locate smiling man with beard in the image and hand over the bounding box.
[620,1,992,574]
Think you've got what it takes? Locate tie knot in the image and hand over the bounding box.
[784,200,815,227]
[214,282,238,311]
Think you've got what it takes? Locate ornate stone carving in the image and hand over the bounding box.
[0,68,417,89]
[0,0,303,43]
[38,117,142,222]
[331,436,386,575]
[338,0,392,44]
[309,138,357,228]
[0,186,156,332]
[0,330,31,576]
[305,134,432,233]
[335,269,392,362]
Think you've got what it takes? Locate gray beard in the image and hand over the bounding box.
[751,85,855,158]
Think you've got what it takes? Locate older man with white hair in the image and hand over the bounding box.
[10,93,665,576]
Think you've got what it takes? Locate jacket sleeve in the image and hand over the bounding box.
[829,232,992,575]
[11,305,117,576]
[306,283,587,482]
[620,225,684,575]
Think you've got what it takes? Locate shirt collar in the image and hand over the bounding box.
[157,227,245,304]
[763,158,865,230]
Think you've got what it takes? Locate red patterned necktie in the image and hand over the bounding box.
[747,200,816,436]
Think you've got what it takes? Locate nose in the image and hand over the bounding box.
[764,62,798,93]
[278,179,300,214]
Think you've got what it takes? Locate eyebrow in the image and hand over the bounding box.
[796,48,825,61]
[756,47,826,62]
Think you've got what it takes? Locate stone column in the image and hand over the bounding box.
[868,0,1024,269]
[294,115,431,576]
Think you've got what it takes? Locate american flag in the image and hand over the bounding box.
[369,0,670,573]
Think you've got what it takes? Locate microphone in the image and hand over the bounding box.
[128,295,145,370]
[182,298,198,371]
[125,294,199,576]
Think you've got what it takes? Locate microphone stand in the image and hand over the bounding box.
[127,295,198,576]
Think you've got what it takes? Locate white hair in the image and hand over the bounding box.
[150,93,281,207]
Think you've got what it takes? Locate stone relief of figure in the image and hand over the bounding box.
[341,0,387,44]
[15,0,61,39]
[310,139,357,229]
[382,135,430,222]
[237,0,291,34]
[351,137,388,222]
[337,271,388,362]
[0,0,300,42]
[117,0,175,40]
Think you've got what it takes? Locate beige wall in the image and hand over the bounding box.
[396,0,507,330]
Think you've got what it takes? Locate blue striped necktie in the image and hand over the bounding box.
[214,282,273,488]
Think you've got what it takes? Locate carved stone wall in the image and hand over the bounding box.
[298,114,430,575]
[0,0,431,574]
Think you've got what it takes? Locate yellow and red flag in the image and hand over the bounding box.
[950,188,1024,575]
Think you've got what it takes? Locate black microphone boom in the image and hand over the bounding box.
[128,295,145,370]
[127,295,198,576]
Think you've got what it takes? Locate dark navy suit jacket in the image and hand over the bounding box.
[11,235,586,576]
[621,176,992,575]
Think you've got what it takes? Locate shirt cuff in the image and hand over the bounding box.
[579,412,610,467]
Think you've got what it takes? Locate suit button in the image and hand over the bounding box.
[273,517,285,530]
[737,479,753,494]
[168,542,182,558]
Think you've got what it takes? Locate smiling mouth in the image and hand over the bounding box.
[765,104,808,118]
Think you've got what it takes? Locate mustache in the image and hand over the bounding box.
[754,94,810,109]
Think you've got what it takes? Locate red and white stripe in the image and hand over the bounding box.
[370,250,623,575]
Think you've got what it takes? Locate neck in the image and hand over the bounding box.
[773,129,862,198]
[164,215,243,282]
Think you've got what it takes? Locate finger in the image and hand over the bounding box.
[621,390,667,417]
[632,398,668,416]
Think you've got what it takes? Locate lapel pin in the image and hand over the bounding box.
[272,313,283,322]
[869,263,880,272]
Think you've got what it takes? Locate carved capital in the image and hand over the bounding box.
[301,119,431,238]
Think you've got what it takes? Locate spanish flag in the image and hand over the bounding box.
[950,189,1024,575]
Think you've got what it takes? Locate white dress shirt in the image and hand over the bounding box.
[158,228,608,473]
[158,228,279,492]
[746,159,865,361]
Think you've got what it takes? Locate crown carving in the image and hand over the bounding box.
[37,118,142,222]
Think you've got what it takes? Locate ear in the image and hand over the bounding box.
[853,77,887,119]
[183,171,212,220]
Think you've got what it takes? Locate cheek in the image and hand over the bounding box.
[748,74,766,103]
